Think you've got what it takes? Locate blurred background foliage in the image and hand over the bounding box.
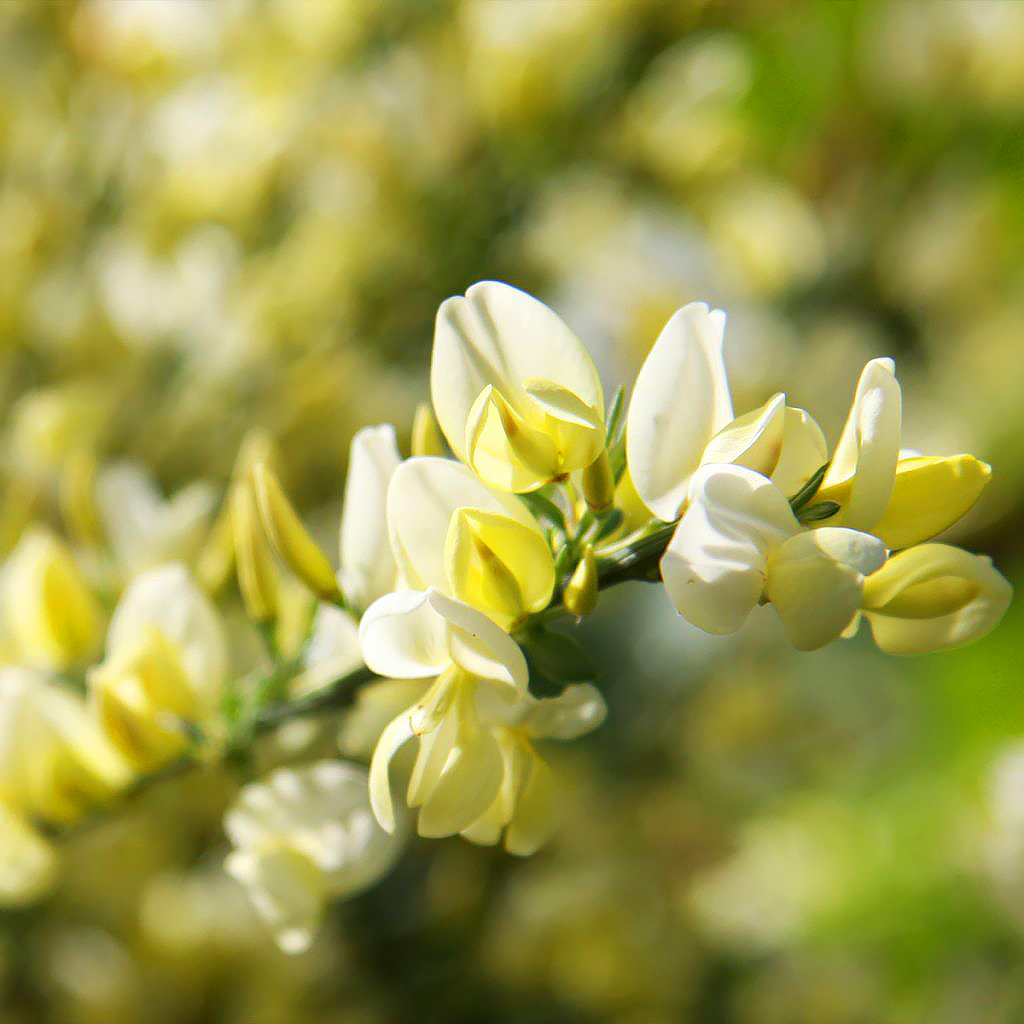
[1,0,1023,1021]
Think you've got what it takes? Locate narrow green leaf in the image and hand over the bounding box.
[519,490,567,534]
[797,500,841,523]
[605,385,626,445]
[788,461,830,515]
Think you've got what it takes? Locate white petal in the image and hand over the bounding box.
[766,529,885,651]
[340,425,401,611]
[358,591,449,679]
[426,590,528,692]
[521,683,607,740]
[107,564,227,711]
[660,465,797,634]
[294,605,362,697]
[224,844,325,954]
[703,393,786,477]
[770,407,829,497]
[626,302,734,522]
[416,726,504,839]
[368,711,417,834]
[430,282,603,465]
[387,457,536,592]
[822,358,901,530]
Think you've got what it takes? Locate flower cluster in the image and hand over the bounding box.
[0,281,1008,954]
[224,280,1007,948]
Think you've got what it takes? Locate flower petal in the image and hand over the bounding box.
[660,465,796,634]
[820,358,901,531]
[431,281,603,467]
[340,425,401,611]
[358,590,451,679]
[426,590,528,691]
[871,455,991,551]
[861,544,1012,654]
[703,393,786,477]
[627,302,734,522]
[388,456,537,591]
[107,564,227,712]
[766,528,886,651]
[521,683,607,740]
[770,407,829,498]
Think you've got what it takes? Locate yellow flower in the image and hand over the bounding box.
[388,457,554,630]
[0,803,57,906]
[461,682,605,856]
[0,667,129,825]
[858,543,1011,654]
[2,528,104,672]
[431,282,605,493]
[89,565,228,769]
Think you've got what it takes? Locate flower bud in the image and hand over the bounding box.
[411,403,445,457]
[230,479,278,623]
[3,529,103,671]
[59,449,103,546]
[252,463,340,601]
[582,449,615,518]
[563,543,598,618]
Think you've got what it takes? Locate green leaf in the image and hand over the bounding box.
[519,490,567,535]
[605,385,626,446]
[524,627,597,682]
[797,500,841,523]
[788,461,830,515]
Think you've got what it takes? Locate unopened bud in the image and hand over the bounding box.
[252,463,341,601]
[230,480,278,623]
[411,403,445,457]
[195,502,235,594]
[582,449,615,518]
[5,529,104,670]
[563,543,598,619]
[59,449,102,545]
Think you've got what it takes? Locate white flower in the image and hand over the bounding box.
[626,302,828,522]
[224,760,402,954]
[359,588,528,837]
[431,281,605,493]
[661,464,886,650]
[96,460,216,577]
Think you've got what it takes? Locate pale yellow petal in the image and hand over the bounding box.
[861,544,1011,655]
[820,358,901,531]
[871,455,991,550]
[766,528,885,651]
[627,302,734,522]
